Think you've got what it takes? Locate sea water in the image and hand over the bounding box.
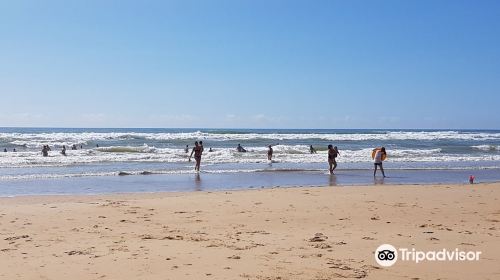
[0,128,499,196]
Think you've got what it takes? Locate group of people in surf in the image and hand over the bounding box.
[39,144,91,157]
[186,140,387,177]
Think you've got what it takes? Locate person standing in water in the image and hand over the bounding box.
[184,145,189,153]
[373,147,386,177]
[327,145,340,174]
[267,145,273,160]
[188,141,203,172]
[61,145,67,156]
[310,145,317,154]
[42,145,49,157]
[332,146,340,172]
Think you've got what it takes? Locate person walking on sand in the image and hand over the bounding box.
[373,147,386,177]
[188,141,203,172]
[327,145,340,174]
[267,145,273,161]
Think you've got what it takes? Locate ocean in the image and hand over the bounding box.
[1,128,499,196]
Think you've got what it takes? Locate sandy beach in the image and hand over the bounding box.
[1,183,499,280]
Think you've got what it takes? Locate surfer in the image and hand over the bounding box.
[188,141,203,171]
[309,145,317,154]
[373,147,386,177]
[237,144,247,153]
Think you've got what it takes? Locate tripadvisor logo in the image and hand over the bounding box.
[375,244,397,267]
[375,244,481,267]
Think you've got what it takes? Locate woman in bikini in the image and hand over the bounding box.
[188,141,203,171]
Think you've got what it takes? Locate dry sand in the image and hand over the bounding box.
[0,183,499,279]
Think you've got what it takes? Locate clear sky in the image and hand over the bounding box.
[1,0,499,129]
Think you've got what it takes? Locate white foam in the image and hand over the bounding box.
[1,145,500,168]
[2,130,500,146]
[472,145,500,151]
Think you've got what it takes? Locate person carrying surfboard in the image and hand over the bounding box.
[372,147,387,177]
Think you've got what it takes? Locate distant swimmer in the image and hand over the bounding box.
[267,145,273,160]
[80,145,83,149]
[96,144,99,148]
[372,147,387,177]
[188,141,203,171]
[327,145,340,174]
[3,148,6,152]
[61,145,67,156]
[199,141,204,152]
[310,145,317,154]
[42,145,49,157]
[184,145,189,153]
[71,144,77,150]
[237,144,247,153]
[209,147,213,152]
[13,148,16,152]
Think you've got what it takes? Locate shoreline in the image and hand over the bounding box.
[1,183,499,279]
[1,167,500,197]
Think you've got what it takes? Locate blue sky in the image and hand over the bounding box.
[1,0,499,129]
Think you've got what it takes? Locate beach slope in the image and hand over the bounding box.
[1,183,499,279]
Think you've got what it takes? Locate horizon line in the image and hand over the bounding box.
[0,126,499,131]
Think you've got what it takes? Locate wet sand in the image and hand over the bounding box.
[0,183,499,279]
[3,168,500,197]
